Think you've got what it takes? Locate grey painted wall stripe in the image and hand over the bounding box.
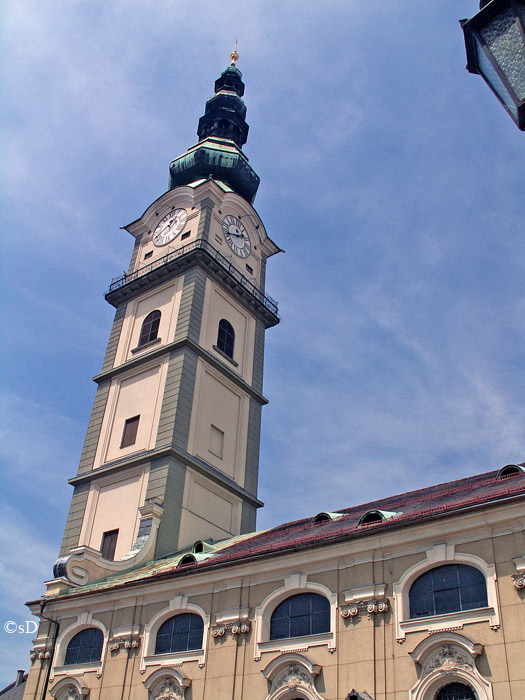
[240,502,257,535]
[155,349,199,451]
[174,267,207,345]
[259,252,267,293]
[145,456,187,558]
[196,197,215,242]
[243,398,262,497]
[100,304,127,374]
[77,381,111,475]
[59,483,90,556]
[127,235,142,274]
[252,319,266,395]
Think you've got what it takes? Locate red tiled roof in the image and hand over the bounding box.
[51,466,525,598]
[201,467,525,566]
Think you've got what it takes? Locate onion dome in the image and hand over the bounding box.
[169,47,260,203]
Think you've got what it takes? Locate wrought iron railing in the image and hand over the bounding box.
[107,238,279,316]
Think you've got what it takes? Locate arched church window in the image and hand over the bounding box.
[435,682,476,700]
[216,319,235,359]
[155,613,204,654]
[270,592,330,640]
[409,564,487,619]
[139,310,161,346]
[64,628,103,665]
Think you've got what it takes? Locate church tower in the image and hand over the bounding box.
[51,50,281,591]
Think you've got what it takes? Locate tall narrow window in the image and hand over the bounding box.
[101,529,118,560]
[216,319,235,359]
[155,613,204,654]
[64,628,104,665]
[409,564,488,619]
[121,415,140,448]
[270,593,330,640]
[139,310,161,346]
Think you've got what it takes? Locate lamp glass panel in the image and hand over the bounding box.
[479,6,525,99]
[475,34,518,116]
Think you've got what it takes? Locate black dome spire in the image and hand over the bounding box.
[197,65,249,148]
[168,49,260,203]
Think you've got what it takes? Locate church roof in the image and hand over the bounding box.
[48,465,525,600]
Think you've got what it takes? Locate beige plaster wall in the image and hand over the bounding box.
[114,280,183,366]
[199,279,256,383]
[187,360,249,485]
[25,507,525,700]
[78,468,148,559]
[93,358,169,468]
[177,468,242,548]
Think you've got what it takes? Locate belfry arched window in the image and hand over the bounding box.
[64,628,104,665]
[139,310,161,346]
[216,319,235,359]
[435,682,476,700]
[270,593,330,640]
[409,564,487,619]
[155,613,204,654]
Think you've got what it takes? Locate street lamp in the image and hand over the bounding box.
[460,0,525,130]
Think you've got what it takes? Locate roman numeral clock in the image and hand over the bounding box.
[223,215,251,258]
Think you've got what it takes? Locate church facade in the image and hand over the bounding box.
[23,52,525,700]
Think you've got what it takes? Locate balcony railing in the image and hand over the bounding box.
[107,238,279,317]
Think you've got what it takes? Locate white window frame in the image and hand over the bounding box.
[253,573,337,660]
[141,594,209,671]
[393,544,500,642]
[51,612,108,680]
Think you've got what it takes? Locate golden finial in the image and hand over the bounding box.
[230,41,239,67]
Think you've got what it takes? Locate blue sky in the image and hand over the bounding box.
[1,0,524,687]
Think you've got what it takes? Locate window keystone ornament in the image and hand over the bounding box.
[49,678,90,700]
[261,653,324,700]
[421,644,474,677]
[408,632,491,700]
[143,668,191,700]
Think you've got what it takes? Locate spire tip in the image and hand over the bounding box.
[230,40,239,67]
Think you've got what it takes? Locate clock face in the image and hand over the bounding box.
[152,208,187,247]
[222,215,251,258]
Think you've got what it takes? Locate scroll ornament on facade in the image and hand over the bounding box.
[108,635,141,652]
[512,574,525,589]
[211,621,250,637]
[341,599,389,617]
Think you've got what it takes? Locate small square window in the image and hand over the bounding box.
[209,424,224,459]
[101,529,118,560]
[245,263,253,274]
[144,250,153,259]
[181,231,191,241]
[121,416,140,448]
